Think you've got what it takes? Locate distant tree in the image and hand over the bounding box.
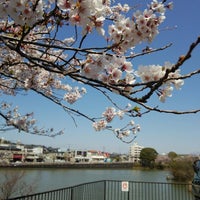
[0,171,37,199]
[140,147,158,168]
[168,151,178,160]
[115,155,122,162]
[110,153,122,162]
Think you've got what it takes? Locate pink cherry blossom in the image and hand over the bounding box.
[102,107,116,122]
[93,120,107,131]
[0,0,191,142]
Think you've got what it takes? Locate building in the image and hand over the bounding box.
[65,149,109,163]
[0,138,111,164]
[87,150,106,163]
[24,145,44,162]
[0,142,25,163]
[129,142,144,163]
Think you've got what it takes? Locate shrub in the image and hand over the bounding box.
[169,158,194,182]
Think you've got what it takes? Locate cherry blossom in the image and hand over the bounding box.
[93,120,107,131]
[0,102,63,136]
[57,0,109,35]
[0,0,199,142]
[136,62,184,103]
[0,0,44,27]
[63,87,86,104]
[158,86,173,103]
[102,107,116,123]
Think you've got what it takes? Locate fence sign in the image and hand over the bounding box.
[121,181,129,192]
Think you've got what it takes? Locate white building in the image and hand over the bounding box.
[24,146,44,162]
[87,150,106,163]
[66,150,107,163]
[129,142,144,163]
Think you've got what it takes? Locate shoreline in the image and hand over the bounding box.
[0,162,135,169]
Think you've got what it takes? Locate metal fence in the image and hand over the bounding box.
[8,180,193,200]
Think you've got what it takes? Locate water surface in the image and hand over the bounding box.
[0,168,171,193]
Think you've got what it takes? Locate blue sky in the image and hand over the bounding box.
[1,0,200,154]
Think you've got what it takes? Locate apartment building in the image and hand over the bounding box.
[129,142,144,163]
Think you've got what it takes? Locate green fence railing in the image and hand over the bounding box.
[8,180,193,200]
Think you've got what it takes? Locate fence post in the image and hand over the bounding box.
[128,190,130,200]
[71,187,73,200]
[104,180,106,200]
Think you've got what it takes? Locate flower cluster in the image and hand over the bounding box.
[136,62,184,102]
[0,0,44,27]
[93,120,107,132]
[0,47,86,104]
[81,54,135,93]
[1,59,58,93]
[57,0,111,35]
[63,87,87,104]
[113,124,141,140]
[93,107,123,131]
[93,106,141,141]
[0,102,64,136]
[108,1,166,53]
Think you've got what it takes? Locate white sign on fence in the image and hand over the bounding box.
[121,181,129,192]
